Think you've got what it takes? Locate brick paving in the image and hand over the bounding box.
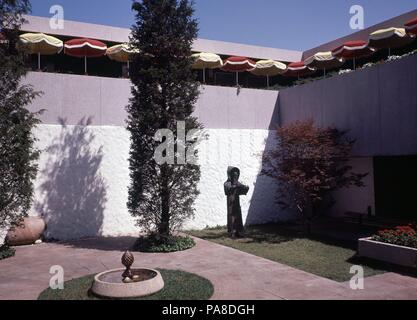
[1,236,417,300]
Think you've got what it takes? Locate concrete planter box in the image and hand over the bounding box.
[358,237,417,269]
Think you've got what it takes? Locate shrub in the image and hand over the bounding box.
[372,224,417,249]
[0,245,15,260]
[261,120,367,231]
[1,0,42,237]
[134,234,196,253]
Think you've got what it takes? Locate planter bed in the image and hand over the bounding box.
[358,237,417,269]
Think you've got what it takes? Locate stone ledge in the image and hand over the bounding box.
[358,237,417,269]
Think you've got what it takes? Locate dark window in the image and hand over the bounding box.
[374,156,417,220]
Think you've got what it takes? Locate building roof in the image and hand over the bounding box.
[303,8,417,59]
[22,15,303,63]
[21,7,417,64]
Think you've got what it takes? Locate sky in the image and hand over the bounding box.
[29,0,417,51]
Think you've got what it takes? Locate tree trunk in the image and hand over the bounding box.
[301,200,313,235]
[159,165,170,237]
[306,218,312,235]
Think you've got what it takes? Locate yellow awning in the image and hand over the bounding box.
[304,51,344,70]
[192,52,223,69]
[370,27,407,41]
[369,27,413,49]
[18,33,63,55]
[250,59,287,76]
[106,44,139,63]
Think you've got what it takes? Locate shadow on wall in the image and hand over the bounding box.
[35,117,107,240]
[246,96,296,226]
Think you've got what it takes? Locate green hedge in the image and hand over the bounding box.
[0,245,15,260]
[134,235,196,253]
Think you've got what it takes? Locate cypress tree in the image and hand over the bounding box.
[127,0,202,240]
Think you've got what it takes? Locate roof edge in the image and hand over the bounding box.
[21,15,303,62]
[302,8,417,59]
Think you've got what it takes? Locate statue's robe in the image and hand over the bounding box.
[224,167,249,236]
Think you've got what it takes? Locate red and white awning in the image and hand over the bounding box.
[221,56,256,86]
[64,38,107,74]
[284,61,315,78]
[332,40,375,60]
[221,56,256,73]
[64,38,107,58]
[405,17,417,35]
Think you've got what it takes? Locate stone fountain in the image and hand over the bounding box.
[91,251,164,299]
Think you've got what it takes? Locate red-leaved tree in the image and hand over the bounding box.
[262,120,367,232]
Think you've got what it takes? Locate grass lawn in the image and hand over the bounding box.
[38,269,214,300]
[188,224,388,282]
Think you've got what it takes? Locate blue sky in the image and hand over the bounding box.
[30,0,417,51]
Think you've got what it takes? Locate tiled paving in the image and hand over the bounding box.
[1,236,416,300]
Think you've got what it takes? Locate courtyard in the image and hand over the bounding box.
[2,0,417,305]
[1,235,417,300]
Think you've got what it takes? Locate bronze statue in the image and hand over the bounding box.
[224,167,249,238]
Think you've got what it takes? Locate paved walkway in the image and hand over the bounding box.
[1,236,417,300]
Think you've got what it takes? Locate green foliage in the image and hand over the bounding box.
[38,269,214,300]
[127,0,202,236]
[134,234,195,253]
[262,120,367,222]
[203,225,226,231]
[0,0,42,231]
[0,245,15,260]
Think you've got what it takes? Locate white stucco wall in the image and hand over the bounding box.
[30,124,287,240]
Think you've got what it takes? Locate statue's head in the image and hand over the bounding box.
[231,170,239,183]
[228,167,240,183]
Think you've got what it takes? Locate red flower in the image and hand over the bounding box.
[395,226,416,234]
[377,225,417,236]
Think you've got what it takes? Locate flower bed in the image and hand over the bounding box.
[372,225,417,249]
[358,224,417,269]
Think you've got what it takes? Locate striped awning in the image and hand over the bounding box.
[221,56,256,72]
[250,59,287,76]
[332,40,376,59]
[106,43,139,62]
[304,51,344,70]
[192,52,223,69]
[18,32,63,55]
[65,38,107,58]
[405,17,417,34]
[369,27,413,49]
[284,61,315,78]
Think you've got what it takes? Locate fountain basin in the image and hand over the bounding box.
[91,268,164,299]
